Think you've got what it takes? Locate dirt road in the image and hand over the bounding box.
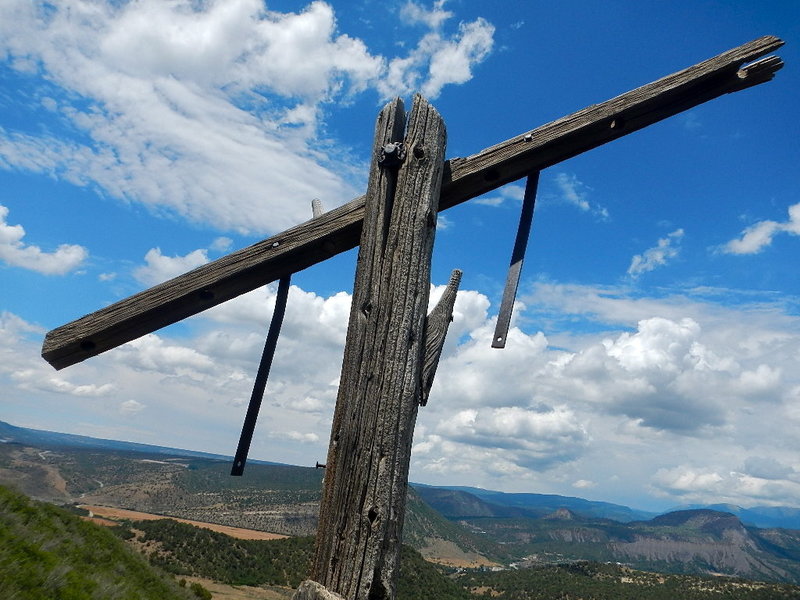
[80,505,287,540]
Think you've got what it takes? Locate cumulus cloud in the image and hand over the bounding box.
[433,405,588,470]
[377,13,494,99]
[0,0,495,235]
[1,312,120,410]
[723,202,800,254]
[627,229,684,279]
[556,316,747,432]
[436,214,454,231]
[400,0,453,29]
[0,204,87,274]
[12,370,115,397]
[115,334,217,376]
[652,465,800,506]
[411,279,800,502]
[3,271,799,508]
[210,237,233,252]
[133,247,210,287]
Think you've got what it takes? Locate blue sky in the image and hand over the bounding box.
[1,0,799,513]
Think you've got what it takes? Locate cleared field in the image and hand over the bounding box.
[184,577,292,600]
[80,505,288,540]
[419,537,498,568]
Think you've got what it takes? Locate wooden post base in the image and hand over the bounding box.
[293,581,345,600]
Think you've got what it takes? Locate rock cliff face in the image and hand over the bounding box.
[453,505,800,583]
[609,510,795,582]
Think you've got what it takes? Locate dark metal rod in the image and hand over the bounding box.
[492,172,540,349]
[231,276,291,475]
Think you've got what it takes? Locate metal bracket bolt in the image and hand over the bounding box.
[378,142,406,168]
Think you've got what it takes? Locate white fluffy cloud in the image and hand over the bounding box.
[377,13,494,99]
[12,370,114,397]
[401,1,453,30]
[133,247,210,287]
[628,229,684,278]
[432,405,588,470]
[723,202,800,254]
[0,0,495,235]
[116,334,217,376]
[652,465,800,507]
[0,204,87,274]
[558,317,738,432]
[3,272,799,508]
[412,281,800,502]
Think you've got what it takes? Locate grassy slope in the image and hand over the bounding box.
[0,484,195,600]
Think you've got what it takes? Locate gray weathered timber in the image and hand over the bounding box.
[421,269,462,406]
[41,35,784,370]
[311,95,446,600]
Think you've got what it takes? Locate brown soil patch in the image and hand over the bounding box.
[471,586,501,597]
[183,577,293,600]
[80,505,287,540]
[419,537,498,568]
[40,462,69,495]
[82,516,118,527]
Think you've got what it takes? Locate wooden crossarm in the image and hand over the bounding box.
[42,35,784,370]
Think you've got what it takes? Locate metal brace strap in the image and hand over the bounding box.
[492,171,540,349]
[231,275,291,475]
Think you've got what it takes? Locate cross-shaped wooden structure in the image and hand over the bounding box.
[42,36,783,600]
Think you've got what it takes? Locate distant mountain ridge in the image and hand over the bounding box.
[670,502,800,531]
[414,484,657,523]
[5,419,800,584]
[4,419,800,530]
[0,419,277,465]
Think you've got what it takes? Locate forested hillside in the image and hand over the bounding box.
[115,514,800,600]
[458,561,800,600]
[121,518,470,600]
[0,484,198,600]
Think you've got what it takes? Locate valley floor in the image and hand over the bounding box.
[80,505,287,540]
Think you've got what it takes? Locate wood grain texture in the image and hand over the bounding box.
[421,268,462,406]
[42,35,784,370]
[311,95,446,600]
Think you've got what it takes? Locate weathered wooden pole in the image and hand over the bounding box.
[294,95,449,600]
